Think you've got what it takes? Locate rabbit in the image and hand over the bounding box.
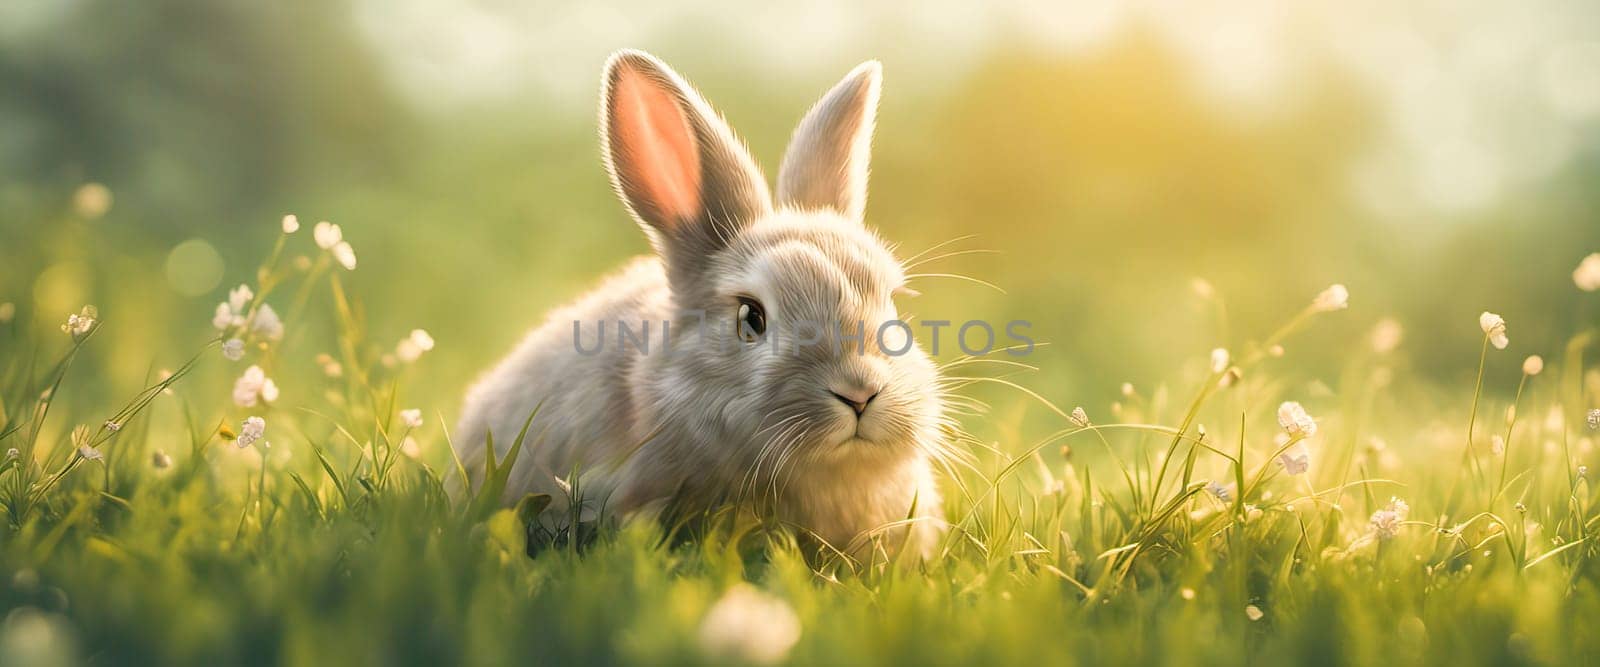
[456,49,951,559]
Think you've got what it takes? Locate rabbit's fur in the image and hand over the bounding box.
[457,50,948,557]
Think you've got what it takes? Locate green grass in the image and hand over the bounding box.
[3,224,1600,666]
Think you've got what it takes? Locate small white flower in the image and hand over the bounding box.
[281,214,300,234]
[1277,401,1317,438]
[1574,253,1600,292]
[313,221,343,249]
[1522,355,1544,376]
[1069,406,1091,428]
[61,305,97,339]
[103,420,121,432]
[228,284,253,312]
[1490,435,1505,456]
[152,450,173,469]
[1245,605,1265,621]
[331,241,357,270]
[1369,497,1409,540]
[237,416,267,449]
[1209,348,1230,374]
[252,303,284,341]
[0,302,14,324]
[1278,444,1311,476]
[1120,382,1134,397]
[1205,480,1234,503]
[396,329,436,362]
[4,448,17,460]
[232,365,279,407]
[1370,318,1403,354]
[1479,312,1508,350]
[1589,408,1599,430]
[399,409,423,429]
[1311,284,1349,312]
[213,302,238,330]
[697,584,802,666]
[222,338,246,361]
[77,445,103,462]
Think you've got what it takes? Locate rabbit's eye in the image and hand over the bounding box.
[736,297,766,342]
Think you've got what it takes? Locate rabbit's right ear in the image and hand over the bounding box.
[601,50,771,275]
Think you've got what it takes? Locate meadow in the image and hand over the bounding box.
[6,3,1600,665]
[2,209,1599,665]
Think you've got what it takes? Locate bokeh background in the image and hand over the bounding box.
[4,0,1599,432]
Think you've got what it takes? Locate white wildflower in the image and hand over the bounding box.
[1245,605,1265,621]
[697,584,802,666]
[5,448,17,460]
[313,221,342,249]
[1574,253,1600,292]
[212,302,239,330]
[212,284,254,331]
[1278,444,1311,476]
[252,303,284,341]
[399,409,423,429]
[1370,318,1403,354]
[1589,408,1599,430]
[222,338,245,361]
[1069,406,1091,428]
[1523,355,1544,376]
[232,365,279,407]
[237,416,267,449]
[1120,382,1134,397]
[228,284,253,312]
[1311,284,1349,312]
[1209,348,1230,374]
[1205,480,1234,503]
[77,445,103,462]
[1277,401,1317,438]
[1490,435,1505,456]
[103,420,120,432]
[61,305,97,339]
[281,214,300,234]
[396,329,436,362]
[1479,312,1508,350]
[331,241,357,270]
[1369,497,1410,540]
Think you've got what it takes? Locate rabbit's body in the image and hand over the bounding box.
[457,51,949,557]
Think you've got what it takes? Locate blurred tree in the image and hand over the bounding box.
[0,0,408,234]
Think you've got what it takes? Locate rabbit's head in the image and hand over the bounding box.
[600,50,945,482]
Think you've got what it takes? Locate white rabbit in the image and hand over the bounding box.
[457,50,951,558]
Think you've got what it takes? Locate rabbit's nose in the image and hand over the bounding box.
[830,386,879,416]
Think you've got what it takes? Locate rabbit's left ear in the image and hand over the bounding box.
[776,61,882,222]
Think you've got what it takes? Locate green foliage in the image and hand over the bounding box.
[1,221,1599,666]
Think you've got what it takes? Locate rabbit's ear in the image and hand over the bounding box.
[601,50,771,264]
[776,61,882,221]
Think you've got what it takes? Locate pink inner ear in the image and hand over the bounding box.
[613,67,702,225]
